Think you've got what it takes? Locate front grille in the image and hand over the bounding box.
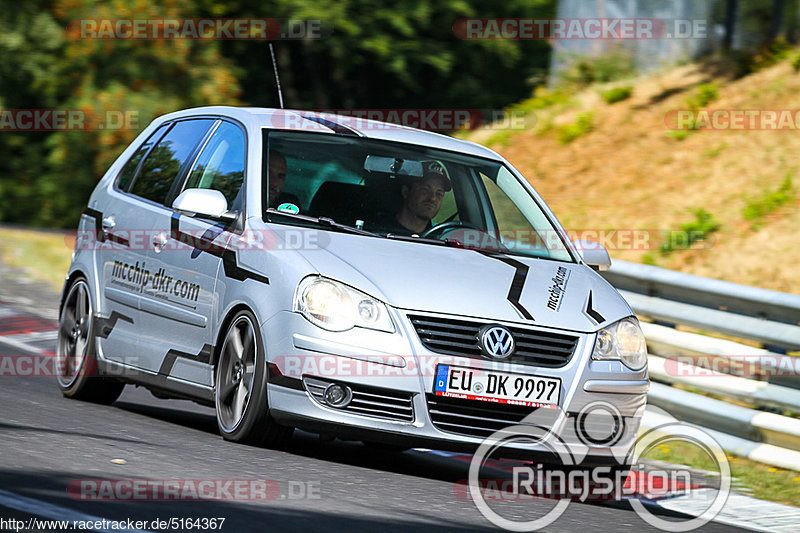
[409,315,579,367]
[304,377,414,423]
[426,394,542,438]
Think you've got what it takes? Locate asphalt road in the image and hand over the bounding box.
[0,274,747,533]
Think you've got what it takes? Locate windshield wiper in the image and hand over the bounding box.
[265,209,380,237]
[384,233,450,246]
[384,234,474,250]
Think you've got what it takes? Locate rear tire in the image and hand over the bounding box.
[56,277,124,404]
[215,310,292,446]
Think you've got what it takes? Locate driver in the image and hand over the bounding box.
[382,161,451,236]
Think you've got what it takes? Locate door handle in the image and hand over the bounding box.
[102,216,116,230]
[152,232,168,253]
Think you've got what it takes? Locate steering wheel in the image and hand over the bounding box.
[420,221,481,240]
[420,222,509,252]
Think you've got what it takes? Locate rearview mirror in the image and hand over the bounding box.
[172,189,235,221]
[574,239,612,271]
[364,155,423,177]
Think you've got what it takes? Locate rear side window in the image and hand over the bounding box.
[184,121,246,210]
[129,119,215,205]
[117,124,169,191]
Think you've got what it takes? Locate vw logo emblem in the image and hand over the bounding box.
[479,326,515,359]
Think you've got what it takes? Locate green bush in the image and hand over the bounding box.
[557,46,636,88]
[667,129,691,141]
[659,208,721,254]
[600,86,633,104]
[743,174,795,224]
[792,54,800,73]
[686,83,719,110]
[558,112,594,144]
[507,87,572,114]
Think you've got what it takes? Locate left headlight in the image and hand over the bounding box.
[591,317,647,370]
[293,276,394,333]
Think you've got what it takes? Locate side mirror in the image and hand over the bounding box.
[574,239,612,271]
[172,189,235,222]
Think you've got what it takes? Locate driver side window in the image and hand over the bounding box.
[185,121,246,212]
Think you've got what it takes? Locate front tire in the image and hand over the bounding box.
[215,310,292,446]
[56,277,124,404]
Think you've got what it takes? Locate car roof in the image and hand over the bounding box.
[157,106,504,162]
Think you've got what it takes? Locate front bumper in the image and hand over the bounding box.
[263,310,649,464]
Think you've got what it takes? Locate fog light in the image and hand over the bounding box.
[576,401,625,447]
[323,383,352,407]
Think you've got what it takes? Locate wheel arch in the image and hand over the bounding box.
[212,303,259,370]
[60,270,88,317]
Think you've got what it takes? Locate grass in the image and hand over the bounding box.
[742,173,795,227]
[701,143,728,159]
[558,112,594,144]
[638,439,800,506]
[557,46,637,88]
[600,86,633,104]
[665,83,720,141]
[507,87,573,114]
[686,83,719,110]
[667,129,691,141]
[659,208,721,254]
[0,227,74,291]
[485,128,515,148]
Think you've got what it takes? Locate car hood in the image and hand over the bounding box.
[295,232,633,333]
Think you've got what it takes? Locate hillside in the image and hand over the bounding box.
[466,59,800,295]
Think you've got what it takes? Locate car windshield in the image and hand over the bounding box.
[263,130,574,262]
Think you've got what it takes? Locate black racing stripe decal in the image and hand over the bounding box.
[301,115,360,136]
[82,207,130,247]
[82,207,106,243]
[586,291,605,324]
[107,233,130,247]
[157,344,215,378]
[94,311,134,339]
[170,213,269,285]
[191,224,225,259]
[478,251,535,321]
[267,363,304,391]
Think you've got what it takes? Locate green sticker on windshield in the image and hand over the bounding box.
[277,203,299,214]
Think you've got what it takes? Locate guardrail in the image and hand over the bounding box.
[600,260,800,470]
[601,260,800,352]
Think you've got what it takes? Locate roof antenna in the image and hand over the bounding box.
[268,43,285,109]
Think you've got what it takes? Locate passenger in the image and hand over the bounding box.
[380,161,451,236]
[267,150,300,209]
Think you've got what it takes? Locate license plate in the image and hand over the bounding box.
[434,365,560,408]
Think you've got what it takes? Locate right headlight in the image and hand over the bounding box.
[591,317,648,370]
[293,276,394,333]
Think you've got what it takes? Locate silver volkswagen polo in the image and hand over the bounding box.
[57,107,648,465]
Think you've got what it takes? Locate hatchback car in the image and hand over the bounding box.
[57,107,648,465]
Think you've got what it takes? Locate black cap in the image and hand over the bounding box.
[420,161,452,191]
